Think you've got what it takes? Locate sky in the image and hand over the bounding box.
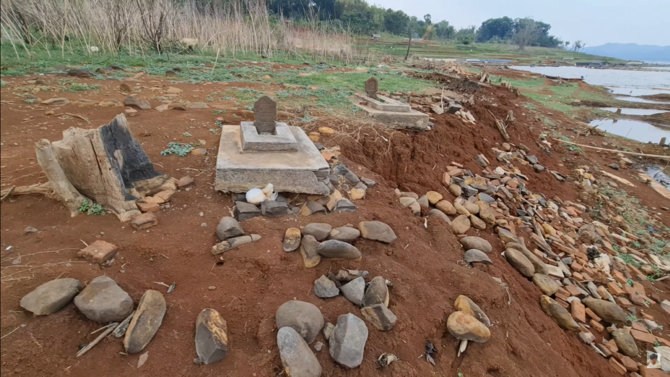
[373,0,669,46]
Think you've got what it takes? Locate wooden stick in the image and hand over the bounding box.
[76,322,118,357]
[0,186,15,201]
[0,183,53,199]
[553,139,670,160]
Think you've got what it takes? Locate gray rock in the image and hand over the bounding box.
[303,223,332,241]
[358,221,397,244]
[235,201,260,221]
[323,323,335,340]
[20,278,80,316]
[464,249,492,265]
[462,185,478,197]
[504,248,535,278]
[361,304,397,331]
[329,314,368,368]
[363,276,389,308]
[329,227,360,243]
[123,96,151,110]
[283,228,302,252]
[276,301,324,344]
[416,195,429,207]
[261,200,290,217]
[333,198,357,212]
[314,275,340,298]
[124,290,166,353]
[526,155,538,164]
[277,327,322,377]
[459,237,492,253]
[344,172,360,184]
[533,164,545,172]
[74,276,134,323]
[300,235,321,268]
[301,201,326,216]
[361,177,376,187]
[328,175,339,186]
[354,182,367,190]
[426,209,451,224]
[477,193,495,204]
[506,242,548,275]
[561,257,573,266]
[314,341,324,352]
[612,329,638,357]
[582,297,627,324]
[317,240,362,260]
[532,274,560,296]
[448,184,462,197]
[216,217,244,241]
[340,277,365,306]
[195,308,229,364]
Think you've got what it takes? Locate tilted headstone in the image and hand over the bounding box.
[253,96,277,134]
[365,77,378,99]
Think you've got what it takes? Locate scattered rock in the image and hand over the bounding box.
[532,274,560,296]
[216,217,244,241]
[451,215,471,234]
[358,221,397,244]
[504,248,535,278]
[276,301,324,344]
[498,228,519,244]
[317,240,362,260]
[261,200,290,217]
[448,184,462,197]
[446,311,491,343]
[77,240,118,264]
[300,201,326,216]
[177,176,194,189]
[303,223,332,241]
[20,278,80,316]
[74,276,133,323]
[464,249,492,265]
[469,215,486,230]
[132,213,158,230]
[582,297,627,324]
[579,332,595,344]
[194,308,229,364]
[349,187,366,200]
[436,200,457,215]
[166,87,182,94]
[186,102,209,109]
[277,327,322,377]
[124,290,167,354]
[41,97,69,105]
[314,275,340,298]
[211,234,261,255]
[427,209,451,224]
[119,83,131,93]
[124,96,151,110]
[67,68,92,78]
[459,237,492,253]
[363,276,389,308]
[612,329,638,357]
[361,304,397,331]
[283,227,302,252]
[340,277,365,306]
[540,295,580,331]
[329,314,368,368]
[300,235,321,268]
[99,99,123,107]
[416,195,429,207]
[454,295,491,327]
[235,201,261,221]
[361,177,376,187]
[329,227,360,243]
[333,199,357,212]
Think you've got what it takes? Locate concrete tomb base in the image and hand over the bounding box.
[353,94,430,131]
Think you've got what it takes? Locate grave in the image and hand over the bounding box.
[353,77,430,130]
[215,96,331,195]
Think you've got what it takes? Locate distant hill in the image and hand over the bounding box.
[581,43,670,62]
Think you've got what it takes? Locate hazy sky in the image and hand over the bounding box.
[374,0,668,46]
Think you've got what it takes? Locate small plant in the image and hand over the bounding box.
[78,199,105,215]
[213,110,226,114]
[160,142,194,157]
[626,278,634,287]
[183,132,192,137]
[78,199,90,213]
[655,340,661,347]
[298,113,317,123]
[0,80,7,88]
[627,315,640,322]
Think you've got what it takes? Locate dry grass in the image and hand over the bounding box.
[0,0,353,62]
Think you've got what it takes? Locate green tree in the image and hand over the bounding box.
[434,20,455,39]
[455,26,476,45]
[423,14,432,25]
[423,24,435,40]
[476,17,513,42]
[384,9,410,35]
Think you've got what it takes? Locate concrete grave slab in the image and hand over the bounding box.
[353,97,430,131]
[353,93,410,113]
[241,122,297,151]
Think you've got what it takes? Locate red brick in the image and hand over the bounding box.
[137,201,160,213]
[603,339,619,354]
[630,329,657,344]
[597,286,610,299]
[608,282,626,296]
[609,357,627,375]
[555,298,570,309]
[77,240,118,264]
[565,285,582,297]
[586,308,602,322]
[619,355,638,372]
[154,189,175,202]
[571,301,587,323]
[132,212,158,230]
[616,297,633,307]
[612,270,628,285]
[596,343,612,357]
[590,319,605,333]
[571,262,584,272]
[631,322,647,333]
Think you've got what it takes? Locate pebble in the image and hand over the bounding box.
[469,215,486,230]
[358,221,397,244]
[446,311,491,343]
[340,277,365,306]
[123,96,151,110]
[399,197,416,207]
[451,215,471,234]
[436,200,457,215]
[454,295,491,327]
[360,177,376,187]
[427,209,451,224]
[314,275,340,298]
[300,201,326,216]
[459,237,492,253]
[363,276,389,308]
[283,227,302,252]
[448,184,462,197]
[216,217,244,241]
[300,235,321,268]
[463,201,479,214]
[333,199,357,212]
[323,323,335,341]
[532,274,560,296]
[124,290,167,354]
[328,227,360,243]
[329,314,368,368]
[277,327,322,377]
[314,341,324,352]
[504,248,535,278]
[361,304,397,331]
[317,240,361,260]
[261,200,290,217]
[349,188,366,200]
[426,191,443,204]
[194,308,229,364]
[416,195,429,207]
[276,301,324,344]
[464,249,492,265]
[540,295,579,331]
[20,278,80,316]
[612,329,638,357]
[303,223,332,241]
[211,234,261,255]
[74,276,134,323]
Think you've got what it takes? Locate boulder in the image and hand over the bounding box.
[300,235,321,268]
[20,278,80,316]
[124,290,167,353]
[504,248,535,278]
[74,276,134,323]
[194,308,229,364]
[362,276,389,308]
[361,304,397,331]
[303,223,332,241]
[358,221,397,244]
[459,237,492,253]
[464,249,492,265]
[329,314,368,368]
[317,240,362,260]
[276,301,324,344]
[328,227,360,243]
[277,327,322,377]
[540,295,580,331]
[582,297,627,324]
[314,275,339,298]
[216,217,244,241]
[340,277,365,306]
[454,295,491,327]
[451,215,471,234]
[612,329,638,357]
[532,274,560,296]
[446,311,490,343]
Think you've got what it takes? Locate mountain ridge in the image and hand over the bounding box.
[582,43,670,62]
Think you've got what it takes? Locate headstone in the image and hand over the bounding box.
[253,96,277,134]
[365,77,378,99]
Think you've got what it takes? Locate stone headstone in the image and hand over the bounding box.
[253,96,277,134]
[365,77,378,99]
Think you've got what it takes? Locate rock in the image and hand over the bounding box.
[329,227,360,243]
[533,164,545,172]
[299,235,321,268]
[314,275,340,298]
[68,68,93,77]
[361,304,397,331]
[497,228,519,244]
[211,235,261,254]
[344,171,360,184]
[448,184,462,197]
[186,102,209,109]
[276,301,324,344]
[329,314,368,368]
[333,199,356,212]
[464,249,492,265]
[125,108,138,117]
[191,148,207,156]
[451,215,471,234]
[436,200,457,215]
[459,237,492,253]
[216,217,244,241]
[124,290,167,354]
[363,276,389,308]
[235,201,261,221]
[502,143,511,151]
[540,295,580,331]
[532,274,560,296]
[427,209,451,224]
[132,213,158,230]
[168,103,186,111]
[349,187,366,200]
[416,195,429,207]
[454,295,491,327]
[582,297,627,324]
[454,202,470,216]
[98,99,123,107]
[300,201,326,216]
[462,185,478,197]
[469,215,486,230]
[322,323,335,341]
[166,87,183,94]
[194,308,229,364]
[74,276,133,323]
[277,327,322,377]
[77,240,118,264]
[504,248,535,278]
[119,83,131,93]
[357,221,397,244]
[303,223,332,241]
[20,278,80,316]
[261,200,290,217]
[408,202,421,216]
[317,240,361,260]
[177,176,194,189]
[340,277,365,306]
[446,311,491,343]
[612,329,638,357]
[124,96,151,110]
[506,242,549,275]
[361,177,376,187]
[579,332,595,344]
[463,201,480,214]
[283,227,302,252]
[41,97,69,105]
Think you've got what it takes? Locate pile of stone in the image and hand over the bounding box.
[212,216,261,255]
[446,295,492,356]
[131,175,194,231]
[283,221,397,268]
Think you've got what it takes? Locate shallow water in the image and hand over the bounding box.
[600,107,667,115]
[614,96,670,104]
[589,119,670,143]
